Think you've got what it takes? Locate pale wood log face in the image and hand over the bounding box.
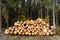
[4,18,56,35]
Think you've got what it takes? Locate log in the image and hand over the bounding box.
[22,32,25,35]
[20,21,23,23]
[15,28,18,31]
[18,27,21,30]
[43,32,45,35]
[25,31,29,35]
[14,31,17,34]
[10,28,14,31]
[50,32,53,35]
[4,18,56,35]
[29,33,31,35]
[25,20,30,24]
[32,30,34,33]
[18,23,21,26]
[18,32,21,34]
[48,29,51,33]
[32,32,34,35]
[34,32,37,35]
[14,22,18,26]
[17,30,19,32]
[43,29,47,33]
[16,21,20,24]
[13,26,16,29]
[10,31,13,34]
[37,18,42,23]
[9,27,12,30]
[30,20,34,24]
[24,29,27,32]
[39,31,43,35]
[46,32,49,36]
[5,29,10,34]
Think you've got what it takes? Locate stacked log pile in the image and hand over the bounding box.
[4,18,56,35]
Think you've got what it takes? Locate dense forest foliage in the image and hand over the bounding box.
[0,0,60,29]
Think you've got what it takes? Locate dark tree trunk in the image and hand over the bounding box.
[0,1,2,32]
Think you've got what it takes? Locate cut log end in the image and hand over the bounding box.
[4,18,56,36]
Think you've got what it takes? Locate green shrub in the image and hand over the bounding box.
[56,29,60,36]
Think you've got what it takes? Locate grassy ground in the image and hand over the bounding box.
[49,35,60,40]
[0,33,60,40]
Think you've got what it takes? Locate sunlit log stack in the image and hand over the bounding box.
[4,18,56,36]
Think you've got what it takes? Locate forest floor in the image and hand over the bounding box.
[0,32,60,40]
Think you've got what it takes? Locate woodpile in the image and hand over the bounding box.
[4,18,56,35]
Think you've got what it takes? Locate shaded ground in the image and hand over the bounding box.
[0,33,60,40]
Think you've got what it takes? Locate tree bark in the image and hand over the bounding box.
[52,4,56,28]
[0,1,2,32]
[56,13,58,28]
